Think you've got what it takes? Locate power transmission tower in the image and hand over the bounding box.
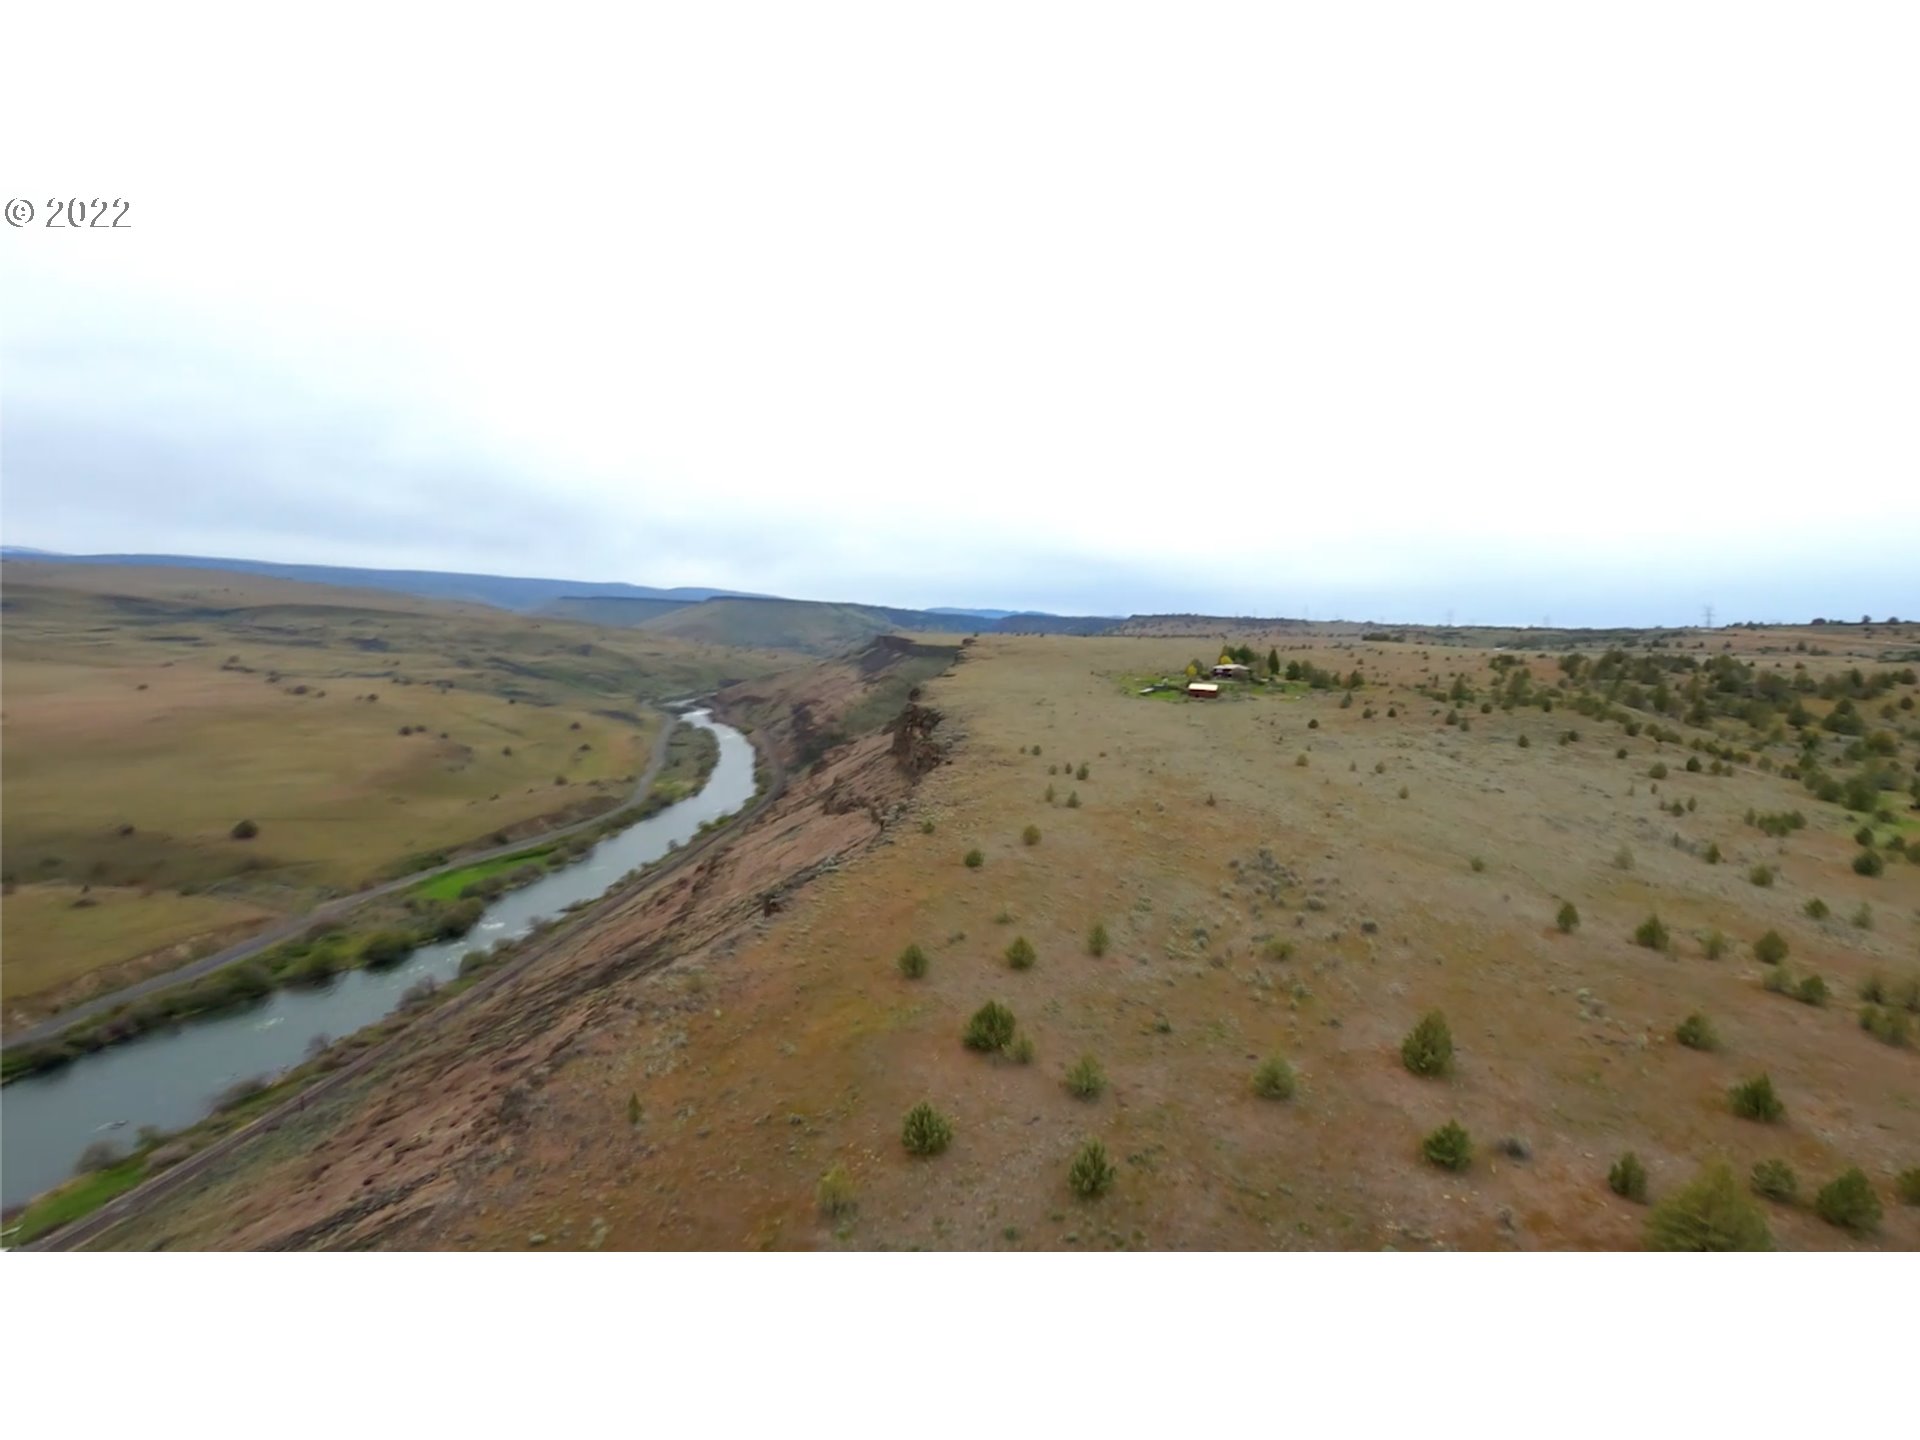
[1703,603,1715,630]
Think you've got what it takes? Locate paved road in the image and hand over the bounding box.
[7,713,679,1048]
[27,717,787,1252]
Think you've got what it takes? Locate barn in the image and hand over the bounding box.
[1210,663,1252,680]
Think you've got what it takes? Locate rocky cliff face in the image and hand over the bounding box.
[889,703,946,778]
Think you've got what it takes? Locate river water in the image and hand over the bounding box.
[0,711,756,1212]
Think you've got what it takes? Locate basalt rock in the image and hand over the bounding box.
[890,703,947,778]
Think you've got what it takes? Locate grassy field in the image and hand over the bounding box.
[0,886,277,1006]
[430,628,1920,1251]
[0,562,784,1015]
[411,847,557,903]
[58,624,1920,1252]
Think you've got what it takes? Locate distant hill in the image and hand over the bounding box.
[0,548,1127,645]
[0,550,763,613]
[637,596,967,655]
[989,611,1124,636]
[535,595,695,627]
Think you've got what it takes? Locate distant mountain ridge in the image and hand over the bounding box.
[0,549,767,612]
[0,548,1114,635]
[0,548,1177,651]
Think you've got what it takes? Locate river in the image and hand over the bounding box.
[0,710,756,1212]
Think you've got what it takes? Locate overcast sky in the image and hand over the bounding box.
[4,4,1916,626]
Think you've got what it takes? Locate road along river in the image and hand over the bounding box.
[0,710,756,1212]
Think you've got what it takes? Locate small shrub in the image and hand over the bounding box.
[1065,791,1081,808]
[359,931,414,969]
[1813,1167,1881,1233]
[1422,1120,1472,1171]
[1009,1032,1035,1065]
[1859,1005,1912,1048]
[816,1165,856,1218]
[1064,1054,1106,1100]
[1555,901,1580,934]
[1702,929,1728,960]
[920,818,935,834]
[1517,734,1531,748]
[1649,762,1668,779]
[1645,1163,1773,1250]
[1616,746,1628,759]
[963,848,984,869]
[1252,1056,1296,1100]
[963,1001,1017,1052]
[1729,1073,1784,1123]
[1748,864,1775,887]
[1613,845,1635,871]
[1860,973,1887,1004]
[1004,935,1037,970]
[1803,897,1830,920]
[1076,763,1089,781]
[1608,1152,1649,1203]
[1750,1159,1797,1202]
[1633,914,1670,951]
[1022,824,1041,846]
[901,1102,953,1156]
[1675,1012,1717,1050]
[1044,784,1056,804]
[1295,753,1308,767]
[1849,902,1872,930]
[1261,938,1295,962]
[1895,1169,1920,1206]
[897,942,928,979]
[1398,785,1410,799]
[1400,1011,1454,1077]
[1086,921,1109,957]
[1793,973,1828,1007]
[1762,966,1792,995]
[1753,929,1788,965]
[627,1092,642,1126]
[1852,848,1884,877]
[230,819,259,840]
[1703,842,1721,865]
[1469,856,1486,873]
[1067,1138,1116,1198]
[1852,823,1875,846]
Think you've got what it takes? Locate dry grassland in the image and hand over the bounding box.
[0,562,783,1000]
[359,631,1920,1251]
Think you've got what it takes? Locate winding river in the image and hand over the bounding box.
[0,710,756,1212]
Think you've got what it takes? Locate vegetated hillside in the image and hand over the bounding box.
[535,595,695,627]
[0,549,761,613]
[635,596,960,654]
[990,612,1123,636]
[92,627,1920,1253]
[0,562,788,1021]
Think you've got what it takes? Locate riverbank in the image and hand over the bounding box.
[2,725,719,1084]
[11,710,783,1249]
[5,713,771,1242]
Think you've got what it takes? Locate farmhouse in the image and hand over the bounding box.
[1186,682,1221,699]
[1210,663,1252,680]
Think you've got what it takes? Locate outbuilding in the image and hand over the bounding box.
[1210,663,1252,680]
[1186,682,1221,699]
